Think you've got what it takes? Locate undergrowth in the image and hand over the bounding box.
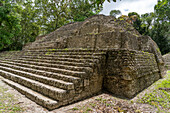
[137,70,170,112]
[0,86,23,113]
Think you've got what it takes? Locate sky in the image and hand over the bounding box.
[100,0,158,16]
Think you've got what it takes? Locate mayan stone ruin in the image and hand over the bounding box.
[0,15,165,110]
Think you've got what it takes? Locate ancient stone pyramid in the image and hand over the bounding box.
[0,15,165,110]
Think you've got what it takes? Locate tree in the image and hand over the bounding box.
[95,0,117,5]
[110,9,121,17]
[154,0,170,22]
[150,22,170,55]
[141,13,155,35]
[31,0,103,34]
[0,0,120,51]
[127,1,170,55]
[128,12,140,18]
[127,12,145,34]
[0,0,21,51]
[69,0,102,22]
[10,0,40,49]
[35,0,71,33]
[128,12,155,35]
[149,0,170,54]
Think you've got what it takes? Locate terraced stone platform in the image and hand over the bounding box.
[0,15,165,110]
[0,49,106,110]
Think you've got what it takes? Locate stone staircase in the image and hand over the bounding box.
[0,49,106,110]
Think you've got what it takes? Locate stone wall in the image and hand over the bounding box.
[163,53,170,70]
[104,49,160,98]
[67,31,140,50]
[0,51,23,59]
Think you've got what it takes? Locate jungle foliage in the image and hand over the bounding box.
[0,0,169,55]
[0,0,104,51]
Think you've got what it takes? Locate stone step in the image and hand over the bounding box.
[24,54,101,60]
[25,51,106,56]
[2,59,93,73]
[2,79,60,110]
[0,69,69,101]
[29,44,56,50]
[22,56,99,63]
[37,41,56,46]
[17,58,94,67]
[31,40,55,46]
[0,51,22,59]
[0,61,87,77]
[26,48,107,53]
[166,62,170,65]
[28,46,55,50]
[0,65,74,90]
[0,62,86,79]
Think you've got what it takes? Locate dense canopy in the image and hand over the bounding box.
[0,0,169,55]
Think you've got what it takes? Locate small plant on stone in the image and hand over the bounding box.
[64,48,69,50]
[89,103,96,108]
[86,107,92,111]
[95,97,103,101]
[72,107,79,110]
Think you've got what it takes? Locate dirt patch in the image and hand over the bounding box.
[64,93,157,113]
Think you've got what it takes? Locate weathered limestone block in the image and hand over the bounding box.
[163,53,170,70]
[139,36,166,76]
[104,49,160,98]
[67,34,96,48]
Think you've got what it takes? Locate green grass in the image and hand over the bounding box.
[137,71,170,112]
[86,107,92,111]
[45,52,52,55]
[89,103,96,107]
[0,86,23,113]
[72,107,79,111]
[156,71,170,88]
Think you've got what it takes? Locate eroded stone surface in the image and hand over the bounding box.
[163,53,170,70]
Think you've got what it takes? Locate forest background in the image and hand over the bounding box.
[0,0,169,55]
